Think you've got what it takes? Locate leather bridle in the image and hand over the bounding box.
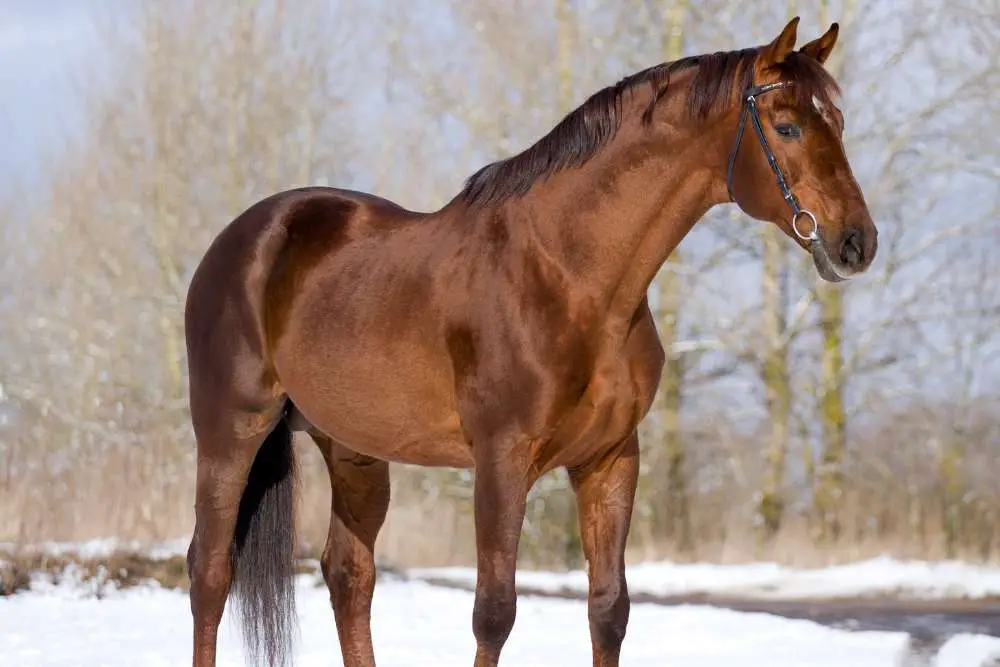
[726,81,818,243]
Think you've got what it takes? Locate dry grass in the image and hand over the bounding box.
[2,406,997,573]
[3,467,996,573]
[0,550,189,596]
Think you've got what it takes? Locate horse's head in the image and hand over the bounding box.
[727,17,877,282]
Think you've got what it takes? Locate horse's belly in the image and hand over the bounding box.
[275,342,474,468]
[306,401,472,468]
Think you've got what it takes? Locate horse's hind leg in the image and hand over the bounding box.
[187,398,289,667]
[311,431,391,667]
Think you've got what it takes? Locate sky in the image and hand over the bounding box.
[0,1,103,186]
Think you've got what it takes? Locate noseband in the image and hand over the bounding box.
[726,81,818,243]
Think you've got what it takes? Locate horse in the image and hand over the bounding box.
[183,16,877,667]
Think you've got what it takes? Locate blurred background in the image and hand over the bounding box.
[0,0,997,571]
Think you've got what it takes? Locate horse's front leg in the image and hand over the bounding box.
[569,433,640,667]
[470,443,534,667]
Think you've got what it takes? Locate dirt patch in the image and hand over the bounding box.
[0,550,191,596]
[0,550,405,597]
[0,554,36,596]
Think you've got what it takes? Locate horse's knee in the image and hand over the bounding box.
[472,582,517,650]
[589,580,629,654]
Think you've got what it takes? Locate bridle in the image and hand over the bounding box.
[726,81,818,243]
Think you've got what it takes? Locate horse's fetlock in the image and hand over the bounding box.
[473,583,517,649]
[589,581,629,654]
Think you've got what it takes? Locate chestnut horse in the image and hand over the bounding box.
[184,17,877,667]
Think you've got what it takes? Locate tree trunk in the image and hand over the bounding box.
[555,0,585,567]
[658,0,693,555]
[758,223,790,540]
[814,283,845,541]
[812,0,857,543]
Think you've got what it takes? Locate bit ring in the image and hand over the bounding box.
[792,209,819,241]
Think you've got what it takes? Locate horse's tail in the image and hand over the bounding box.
[230,412,298,667]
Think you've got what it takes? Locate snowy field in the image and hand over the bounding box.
[2,541,999,666]
[9,538,1000,600]
[2,573,999,667]
[415,555,1000,601]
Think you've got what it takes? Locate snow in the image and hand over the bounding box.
[7,541,1000,602]
[0,538,189,561]
[2,574,999,667]
[415,555,1000,601]
[3,546,999,665]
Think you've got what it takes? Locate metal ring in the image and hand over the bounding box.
[792,209,819,241]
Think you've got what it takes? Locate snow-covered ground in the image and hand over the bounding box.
[2,573,999,667]
[416,555,1000,601]
[7,538,1000,601]
[3,542,999,666]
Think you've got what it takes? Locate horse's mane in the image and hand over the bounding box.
[457,46,840,207]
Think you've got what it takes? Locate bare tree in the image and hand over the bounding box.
[3,0,366,542]
[808,0,999,543]
[3,0,996,568]
[656,0,695,554]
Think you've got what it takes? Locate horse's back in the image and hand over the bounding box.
[183,187,406,408]
[186,186,412,328]
[184,185,472,463]
[259,191,474,465]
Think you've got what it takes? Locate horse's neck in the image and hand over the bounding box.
[511,118,729,327]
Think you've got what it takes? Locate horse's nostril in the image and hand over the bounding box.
[840,229,864,269]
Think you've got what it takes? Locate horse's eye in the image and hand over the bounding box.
[775,123,801,139]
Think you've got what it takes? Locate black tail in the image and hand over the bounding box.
[230,415,297,667]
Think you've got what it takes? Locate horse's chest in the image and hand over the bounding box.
[541,359,648,469]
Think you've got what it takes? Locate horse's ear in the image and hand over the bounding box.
[761,16,800,66]
[799,23,840,65]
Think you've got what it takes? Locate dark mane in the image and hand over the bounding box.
[457,46,840,207]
